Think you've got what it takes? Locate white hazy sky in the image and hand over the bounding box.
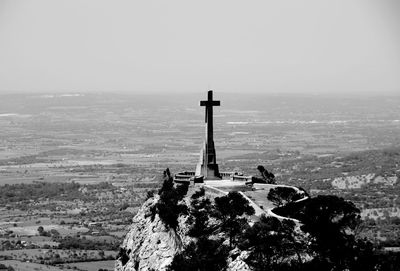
[0,0,399,94]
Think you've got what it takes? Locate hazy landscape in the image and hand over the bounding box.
[1,92,400,270]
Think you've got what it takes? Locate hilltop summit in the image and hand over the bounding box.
[115,182,255,271]
[114,91,395,271]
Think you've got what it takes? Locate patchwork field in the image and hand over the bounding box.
[61,260,115,271]
[1,93,400,269]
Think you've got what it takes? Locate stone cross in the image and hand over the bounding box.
[200,90,220,149]
[196,90,221,179]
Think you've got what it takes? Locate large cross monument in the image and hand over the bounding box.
[195,90,222,180]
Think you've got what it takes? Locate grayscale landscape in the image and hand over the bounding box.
[1,92,400,270]
[1,0,400,270]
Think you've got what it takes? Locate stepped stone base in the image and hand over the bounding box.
[195,163,221,180]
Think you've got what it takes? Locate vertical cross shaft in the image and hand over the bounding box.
[197,90,221,179]
[200,90,220,154]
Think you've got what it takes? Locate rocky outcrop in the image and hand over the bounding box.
[115,193,252,271]
[227,249,252,271]
[115,195,183,271]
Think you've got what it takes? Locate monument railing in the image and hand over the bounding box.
[232,175,253,182]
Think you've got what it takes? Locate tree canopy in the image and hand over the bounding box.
[151,169,189,229]
[240,215,302,271]
[267,186,304,207]
[169,191,255,270]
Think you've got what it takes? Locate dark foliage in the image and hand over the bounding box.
[0,264,15,271]
[271,200,307,220]
[213,192,255,248]
[241,195,390,271]
[165,178,396,270]
[299,195,361,265]
[267,186,304,207]
[167,237,229,271]
[293,195,384,270]
[0,181,115,204]
[169,190,255,270]
[252,165,276,184]
[146,190,155,199]
[376,251,400,271]
[58,236,119,251]
[117,247,131,266]
[152,169,189,229]
[187,188,213,238]
[240,215,303,271]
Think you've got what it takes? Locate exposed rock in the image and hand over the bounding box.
[115,195,183,271]
[227,248,252,271]
[115,193,253,271]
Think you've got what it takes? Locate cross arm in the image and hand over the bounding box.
[200,101,221,106]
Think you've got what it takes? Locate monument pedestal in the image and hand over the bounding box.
[196,163,221,180]
[195,143,221,179]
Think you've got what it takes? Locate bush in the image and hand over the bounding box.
[267,186,304,207]
[168,237,229,271]
[151,169,189,229]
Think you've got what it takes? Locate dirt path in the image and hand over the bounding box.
[204,180,307,223]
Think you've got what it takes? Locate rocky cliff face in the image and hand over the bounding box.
[115,194,250,271]
[115,195,183,271]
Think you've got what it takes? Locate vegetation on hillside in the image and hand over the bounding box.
[160,181,400,271]
[239,215,303,270]
[150,169,189,229]
[168,188,255,271]
[267,186,305,207]
[0,181,114,204]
